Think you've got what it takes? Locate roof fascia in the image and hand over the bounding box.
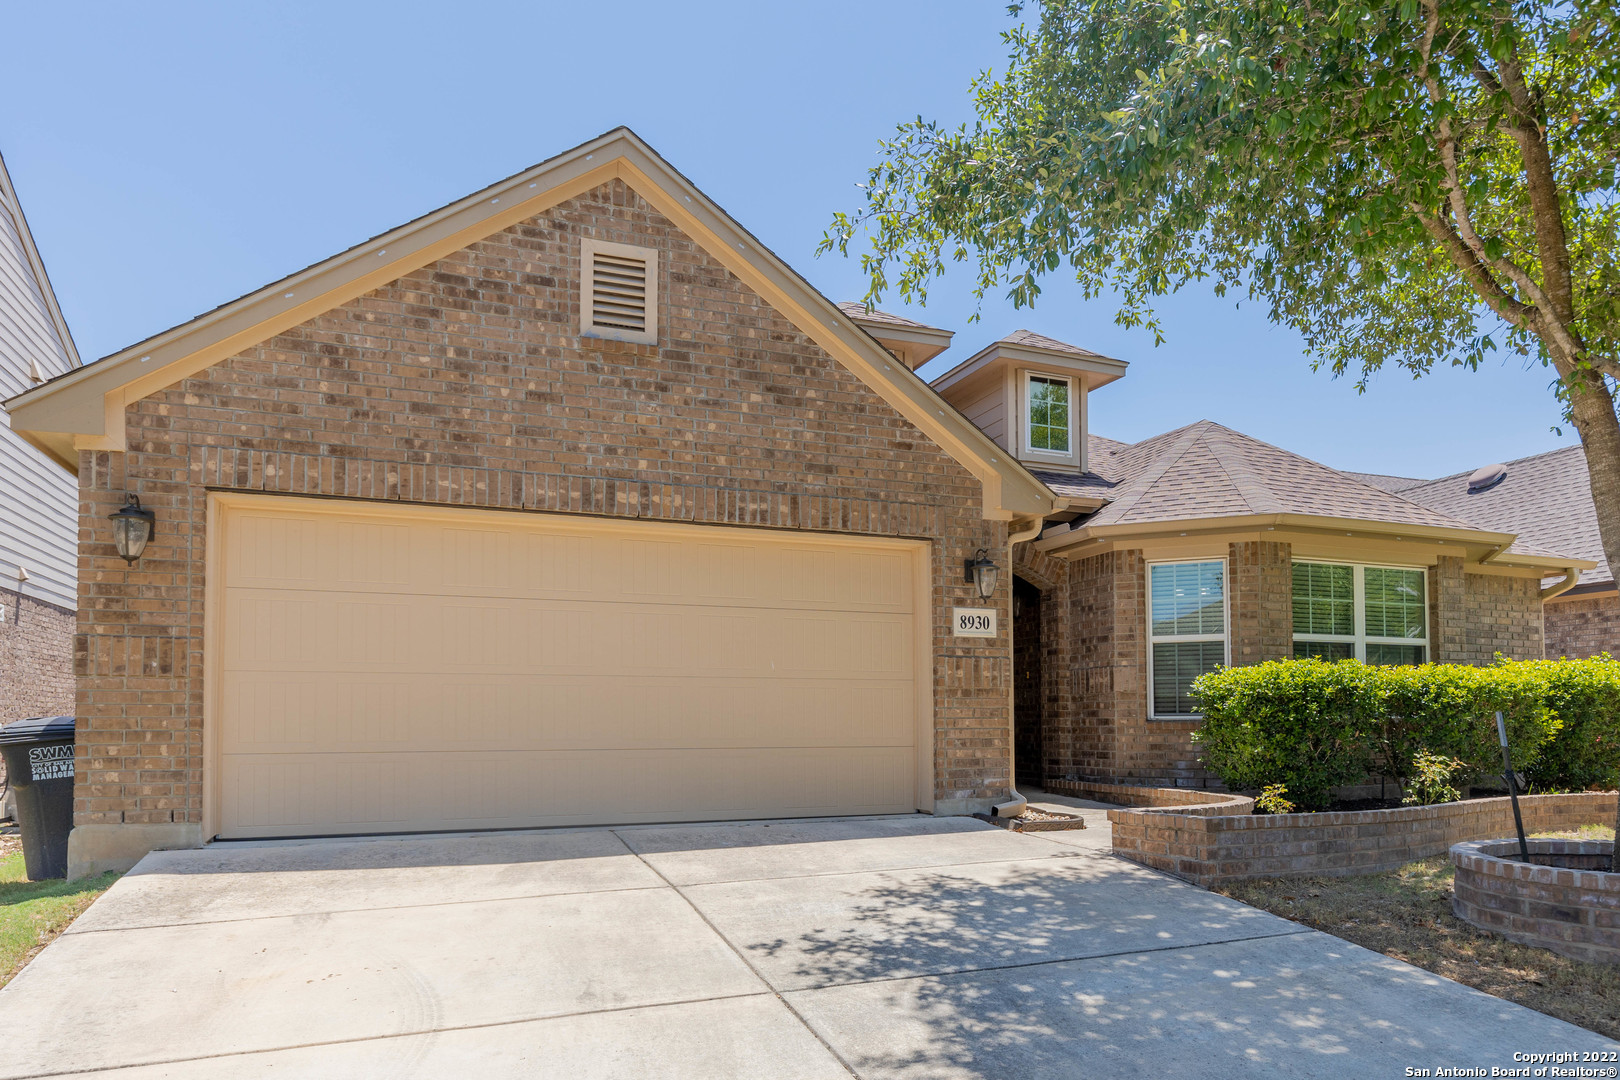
[846,319,954,366]
[931,340,1127,394]
[1033,511,1590,567]
[4,130,1054,520]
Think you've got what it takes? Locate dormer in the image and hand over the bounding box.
[838,303,954,370]
[930,330,1127,475]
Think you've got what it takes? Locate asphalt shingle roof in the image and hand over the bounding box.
[835,302,948,333]
[1340,471,1427,493]
[1399,445,1609,586]
[997,329,1117,362]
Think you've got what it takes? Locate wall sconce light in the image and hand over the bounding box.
[964,549,999,600]
[109,495,156,564]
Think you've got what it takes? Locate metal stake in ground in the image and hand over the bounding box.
[1496,711,1530,862]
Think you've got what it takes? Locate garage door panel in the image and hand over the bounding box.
[216,499,925,838]
[222,672,913,754]
[222,747,916,838]
[223,592,915,679]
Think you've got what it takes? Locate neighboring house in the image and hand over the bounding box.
[1392,447,1618,661]
[0,149,79,728]
[4,129,1591,874]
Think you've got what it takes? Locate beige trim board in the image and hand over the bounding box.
[5,129,1053,521]
[66,822,204,880]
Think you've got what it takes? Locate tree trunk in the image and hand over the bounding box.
[1553,366,1620,872]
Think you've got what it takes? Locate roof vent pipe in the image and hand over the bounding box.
[1466,463,1508,494]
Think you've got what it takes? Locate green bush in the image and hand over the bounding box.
[1402,751,1467,806]
[1190,658,1566,810]
[1521,654,1620,792]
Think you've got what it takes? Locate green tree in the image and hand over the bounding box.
[824,0,1620,863]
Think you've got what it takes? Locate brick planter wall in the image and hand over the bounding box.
[1452,839,1620,964]
[1042,778,1253,816]
[1106,791,1614,886]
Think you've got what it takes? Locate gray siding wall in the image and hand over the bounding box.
[0,156,78,610]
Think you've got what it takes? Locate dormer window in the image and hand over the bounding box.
[1026,374,1072,455]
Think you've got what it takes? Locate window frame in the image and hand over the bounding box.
[1146,557,1231,720]
[1022,371,1075,459]
[1290,560,1429,665]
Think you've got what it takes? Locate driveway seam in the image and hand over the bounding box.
[778,926,1320,994]
[0,991,781,1080]
[611,828,864,1080]
[621,846,1118,890]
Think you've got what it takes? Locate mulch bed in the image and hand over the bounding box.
[974,806,1087,832]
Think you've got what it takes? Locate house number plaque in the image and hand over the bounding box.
[952,608,997,638]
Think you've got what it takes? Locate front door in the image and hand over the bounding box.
[1013,576,1044,786]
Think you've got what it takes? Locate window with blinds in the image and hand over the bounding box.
[1148,560,1227,717]
[1292,561,1427,665]
[580,239,658,345]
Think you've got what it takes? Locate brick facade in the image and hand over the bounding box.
[1,586,74,723]
[1430,555,1544,663]
[1014,540,1548,787]
[74,178,1013,833]
[1545,589,1620,659]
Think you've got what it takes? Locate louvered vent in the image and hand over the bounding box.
[581,239,658,344]
[590,252,647,332]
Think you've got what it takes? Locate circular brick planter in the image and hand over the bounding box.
[1450,838,1620,964]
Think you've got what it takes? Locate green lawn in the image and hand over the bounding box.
[0,852,120,989]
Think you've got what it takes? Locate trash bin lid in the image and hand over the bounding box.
[0,716,74,745]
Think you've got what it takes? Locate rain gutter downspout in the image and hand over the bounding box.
[993,515,1048,819]
[1540,567,1582,601]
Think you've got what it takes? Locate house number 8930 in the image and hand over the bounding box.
[952,608,997,638]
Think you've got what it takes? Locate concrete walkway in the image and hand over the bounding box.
[0,815,1612,1078]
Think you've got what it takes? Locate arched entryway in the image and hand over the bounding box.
[1013,575,1045,785]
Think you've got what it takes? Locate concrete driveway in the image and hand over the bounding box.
[0,816,1613,1078]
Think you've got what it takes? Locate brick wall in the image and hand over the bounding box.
[0,586,75,814]
[1431,555,1544,663]
[1013,543,1073,784]
[1,586,74,723]
[1108,790,1613,886]
[76,178,1011,831]
[1545,589,1620,659]
[1452,838,1620,964]
[1228,540,1292,665]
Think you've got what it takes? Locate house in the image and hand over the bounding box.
[927,339,1584,784]
[0,149,79,727]
[1384,447,1619,661]
[4,129,1591,876]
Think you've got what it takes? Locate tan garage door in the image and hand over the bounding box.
[211,495,927,838]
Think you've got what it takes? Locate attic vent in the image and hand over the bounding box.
[1467,463,1508,494]
[581,239,658,346]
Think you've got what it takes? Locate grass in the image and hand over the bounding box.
[1214,825,1620,1041]
[0,850,120,989]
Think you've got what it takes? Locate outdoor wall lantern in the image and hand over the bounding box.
[109,495,156,564]
[964,549,999,600]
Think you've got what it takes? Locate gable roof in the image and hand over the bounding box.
[3,128,1052,522]
[1400,445,1610,588]
[1034,421,1588,572]
[0,149,79,386]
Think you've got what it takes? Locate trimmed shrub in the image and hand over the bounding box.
[1521,654,1620,792]
[1191,658,1563,810]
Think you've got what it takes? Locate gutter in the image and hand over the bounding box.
[993,514,1047,820]
[1540,567,1583,600]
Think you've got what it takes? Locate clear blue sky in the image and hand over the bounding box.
[1,1,1575,477]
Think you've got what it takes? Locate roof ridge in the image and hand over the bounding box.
[1096,421,1212,522]
[1405,443,1587,493]
[1203,425,1286,513]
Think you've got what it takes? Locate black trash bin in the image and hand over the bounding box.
[0,716,75,880]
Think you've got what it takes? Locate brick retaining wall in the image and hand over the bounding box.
[1452,838,1620,964]
[1106,791,1614,886]
[1042,778,1253,817]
